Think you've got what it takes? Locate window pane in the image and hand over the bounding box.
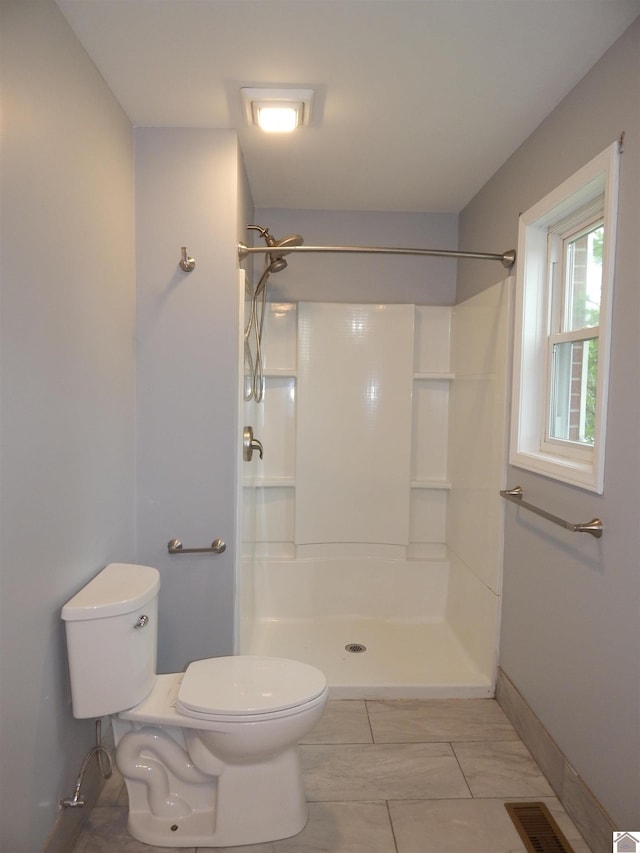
[564,225,603,331]
[549,338,598,445]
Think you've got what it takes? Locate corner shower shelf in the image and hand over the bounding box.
[264,368,297,377]
[246,477,295,488]
[413,372,455,380]
[411,480,452,490]
[246,479,451,490]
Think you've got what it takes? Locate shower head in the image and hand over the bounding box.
[267,257,288,273]
[269,233,304,256]
[267,234,304,268]
[253,255,288,301]
[247,225,304,264]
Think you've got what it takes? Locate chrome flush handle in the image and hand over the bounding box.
[134,615,149,629]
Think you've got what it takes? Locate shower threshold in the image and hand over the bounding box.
[249,617,492,699]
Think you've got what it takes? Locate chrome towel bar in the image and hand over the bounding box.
[500,487,603,539]
[168,538,226,554]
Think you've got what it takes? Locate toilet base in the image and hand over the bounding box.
[117,728,309,848]
[128,788,307,849]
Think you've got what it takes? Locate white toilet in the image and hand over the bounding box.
[61,562,328,848]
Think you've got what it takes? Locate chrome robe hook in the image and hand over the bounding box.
[179,247,196,272]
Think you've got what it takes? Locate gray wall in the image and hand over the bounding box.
[458,18,640,826]
[0,2,136,850]
[252,209,458,304]
[135,128,252,673]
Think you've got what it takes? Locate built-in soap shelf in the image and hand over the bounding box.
[246,479,450,490]
[245,477,295,488]
[413,372,454,380]
[411,480,451,490]
[264,370,453,380]
[264,368,297,378]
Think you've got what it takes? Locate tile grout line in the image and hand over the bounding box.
[368,701,400,852]
[449,740,475,799]
[385,799,400,853]
[364,699,376,743]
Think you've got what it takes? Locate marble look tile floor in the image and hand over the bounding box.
[72,699,591,853]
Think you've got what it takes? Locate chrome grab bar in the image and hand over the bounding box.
[500,486,603,539]
[167,538,226,554]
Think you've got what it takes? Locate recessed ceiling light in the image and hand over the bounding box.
[241,87,314,133]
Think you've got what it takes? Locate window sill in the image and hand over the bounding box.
[510,447,602,493]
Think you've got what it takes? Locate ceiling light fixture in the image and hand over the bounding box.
[241,87,314,133]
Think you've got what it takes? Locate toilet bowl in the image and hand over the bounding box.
[114,657,327,847]
[62,563,328,848]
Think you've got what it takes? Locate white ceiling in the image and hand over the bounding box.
[56,0,640,213]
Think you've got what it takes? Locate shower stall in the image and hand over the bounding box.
[237,234,512,698]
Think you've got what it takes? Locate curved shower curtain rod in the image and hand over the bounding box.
[238,242,516,269]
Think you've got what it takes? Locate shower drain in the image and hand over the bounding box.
[345,643,367,653]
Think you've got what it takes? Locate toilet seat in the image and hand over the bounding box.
[176,656,327,721]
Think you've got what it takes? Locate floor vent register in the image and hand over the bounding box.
[504,802,575,853]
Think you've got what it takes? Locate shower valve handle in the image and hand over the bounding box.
[243,426,263,461]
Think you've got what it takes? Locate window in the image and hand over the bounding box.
[510,143,619,493]
[546,213,602,449]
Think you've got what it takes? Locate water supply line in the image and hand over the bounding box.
[244,256,276,402]
[61,719,113,808]
[244,226,302,402]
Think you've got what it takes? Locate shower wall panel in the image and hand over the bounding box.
[410,306,453,558]
[445,278,511,674]
[447,279,510,593]
[410,381,450,482]
[245,302,454,558]
[409,489,448,550]
[254,558,449,622]
[254,377,296,481]
[414,306,452,372]
[247,302,297,559]
[295,303,414,546]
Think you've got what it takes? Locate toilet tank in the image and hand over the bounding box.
[62,563,160,718]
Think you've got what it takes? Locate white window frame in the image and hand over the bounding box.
[543,209,602,456]
[510,142,619,493]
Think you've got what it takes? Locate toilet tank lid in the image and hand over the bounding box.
[61,563,160,621]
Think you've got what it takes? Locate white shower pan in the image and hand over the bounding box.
[244,555,493,699]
